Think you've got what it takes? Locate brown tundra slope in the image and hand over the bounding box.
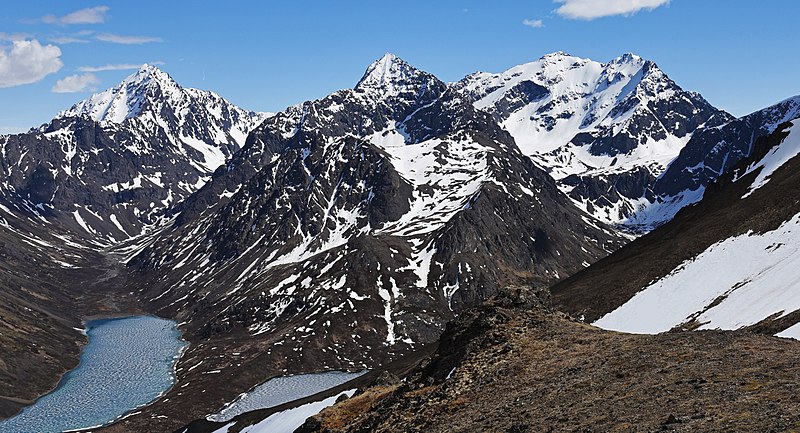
[296,286,800,433]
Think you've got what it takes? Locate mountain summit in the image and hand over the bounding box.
[0,66,269,242]
[355,53,443,100]
[58,65,270,163]
[59,64,179,123]
[455,52,731,228]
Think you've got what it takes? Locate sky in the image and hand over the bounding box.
[1,1,799,133]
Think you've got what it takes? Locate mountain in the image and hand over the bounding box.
[0,65,269,243]
[106,54,626,432]
[454,52,732,229]
[1,52,782,432]
[552,106,800,338]
[57,64,270,173]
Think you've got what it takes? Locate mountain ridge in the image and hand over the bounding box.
[2,52,795,433]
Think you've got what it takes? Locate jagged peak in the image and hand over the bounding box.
[608,52,644,64]
[122,64,180,91]
[354,53,441,96]
[356,53,411,87]
[57,65,189,124]
[541,51,574,59]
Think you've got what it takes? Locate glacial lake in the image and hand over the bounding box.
[0,315,186,433]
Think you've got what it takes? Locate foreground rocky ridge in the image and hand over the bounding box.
[297,286,800,433]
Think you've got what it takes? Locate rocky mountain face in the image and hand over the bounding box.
[553,113,800,338]
[104,54,626,431]
[0,65,268,244]
[0,201,106,418]
[453,52,732,229]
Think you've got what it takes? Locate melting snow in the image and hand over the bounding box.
[595,213,800,335]
[218,390,356,433]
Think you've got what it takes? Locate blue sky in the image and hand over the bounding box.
[1,1,799,133]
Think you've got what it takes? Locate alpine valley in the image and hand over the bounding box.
[2,51,800,433]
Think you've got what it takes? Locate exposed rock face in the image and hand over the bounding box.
[129,54,621,350]
[110,55,625,431]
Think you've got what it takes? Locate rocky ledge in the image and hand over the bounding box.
[298,286,800,433]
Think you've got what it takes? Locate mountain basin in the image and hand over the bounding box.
[0,315,187,433]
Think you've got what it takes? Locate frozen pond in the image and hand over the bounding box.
[0,316,186,433]
[208,370,366,422]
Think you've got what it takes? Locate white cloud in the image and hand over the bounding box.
[78,61,165,72]
[95,33,162,44]
[43,6,109,25]
[554,0,669,20]
[522,19,545,28]
[0,40,63,88]
[52,73,99,93]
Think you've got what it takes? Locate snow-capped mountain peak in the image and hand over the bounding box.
[454,52,729,228]
[355,53,442,99]
[356,53,407,87]
[58,64,181,124]
[0,65,273,242]
[57,65,270,169]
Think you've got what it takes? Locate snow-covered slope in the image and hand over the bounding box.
[455,52,731,228]
[596,212,800,334]
[553,118,800,339]
[597,119,800,335]
[0,65,269,242]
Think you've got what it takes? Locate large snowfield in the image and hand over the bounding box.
[595,213,800,337]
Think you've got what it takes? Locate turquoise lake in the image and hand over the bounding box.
[0,315,186,433]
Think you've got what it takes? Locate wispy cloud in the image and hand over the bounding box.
[0,32,32,41]
[95,33,163,44]
[52,73,99,93]
[42,6,109,25]
[554,0,669,20]
[522,19,545,28]
[50,36,90,44]
[78,61,165,72]
[0,40,63,88]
